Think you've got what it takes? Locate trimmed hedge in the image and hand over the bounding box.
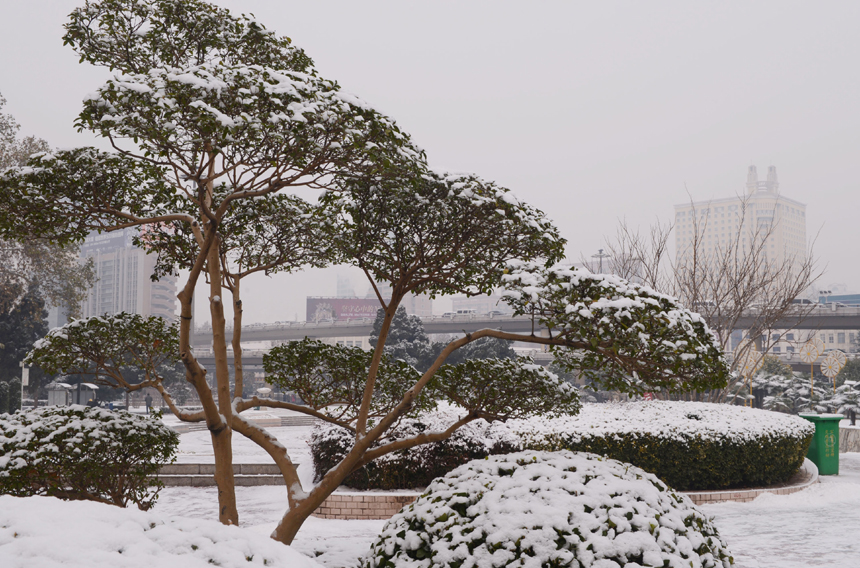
[0,405,178,509]
[311,407,520,490]
[312,401,814,491]
[362,451,734,568]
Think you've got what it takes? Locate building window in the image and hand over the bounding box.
[787,346,795,353]
[838,333,846,344]
[828,334,834,344]
[786,333,794,341]
[773,346,781,353]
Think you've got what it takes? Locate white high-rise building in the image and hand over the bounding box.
[674,165,807,265]
[79,229,178,321]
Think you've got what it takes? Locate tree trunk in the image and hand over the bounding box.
[231,279,244,399]
[207,236,239,525]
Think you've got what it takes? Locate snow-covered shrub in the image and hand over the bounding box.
[311,406,521,489]
[514,401,814,490]
[315,401,813,491]
[362,451,734,568]
[0,405,178,509]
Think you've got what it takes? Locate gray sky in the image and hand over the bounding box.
[2,1,859,323]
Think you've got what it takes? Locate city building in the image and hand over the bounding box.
[674,165,807,266]
[79,229,178,320]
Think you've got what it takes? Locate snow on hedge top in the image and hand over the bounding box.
[313,401,813,468]
[363,450,733,568]
[0,495,320,568]
[312,403,521,459]
[510,401,814,447]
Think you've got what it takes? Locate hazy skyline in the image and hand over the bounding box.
[2,1,858,323]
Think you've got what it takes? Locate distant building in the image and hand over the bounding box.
[79,229,178,320]
[674,165,807,267]
[362,281,432,318]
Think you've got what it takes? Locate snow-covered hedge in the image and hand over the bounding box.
[0,495,321,568]
[361,451,734,568]
[311,406,521,489]
[0,405,178,509]
[514,401,814,490]
[313,401,814,491]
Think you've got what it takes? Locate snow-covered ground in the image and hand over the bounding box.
[703,453,860,568]
[0,494,322,568]
[153,413,860,567]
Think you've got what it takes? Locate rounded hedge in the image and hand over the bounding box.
[313,401,814,491]
[362,450,734,568]
[0,405,178,509]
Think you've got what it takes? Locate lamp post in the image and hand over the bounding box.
[591,248,611,274]
[19,360,29,412]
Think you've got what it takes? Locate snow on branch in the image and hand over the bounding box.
[501,261,730,393]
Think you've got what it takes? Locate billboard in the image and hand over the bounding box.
[306,298,382,322]
[80,228,134,254]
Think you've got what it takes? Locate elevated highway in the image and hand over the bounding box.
[191,305,860,347]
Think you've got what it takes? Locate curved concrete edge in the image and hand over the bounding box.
[312,459,824,519]
[682,458,819,505]
[312,493,421,520]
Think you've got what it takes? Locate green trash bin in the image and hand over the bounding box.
[799,413,842,475]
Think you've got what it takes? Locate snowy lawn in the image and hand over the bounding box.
[0,494,322,568]
[154,416,860,567]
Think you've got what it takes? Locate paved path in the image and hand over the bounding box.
[702,453,860,568]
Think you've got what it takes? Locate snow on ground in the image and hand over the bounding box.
[156,414,860,568]
[0,494,321,568]
[167,409,317,487]
[701,452,860,568]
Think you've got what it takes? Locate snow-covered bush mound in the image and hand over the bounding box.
[0,495,320,568]
[362,451,733,568]
[0,405,178,509]
[513,401,815,490]
[312,405,521,489]
[314,401,814,491]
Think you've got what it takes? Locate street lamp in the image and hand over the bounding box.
[19,360,29,412]
[591,249,611,274]
[820,289,832,305]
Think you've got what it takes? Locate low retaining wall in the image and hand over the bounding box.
[682,459,818,505]
[841,425,860,453]
[158,463,287,487]
[312,459,820,519]
[311,494,420,520]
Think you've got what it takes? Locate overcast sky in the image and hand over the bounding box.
[2,1,859,323]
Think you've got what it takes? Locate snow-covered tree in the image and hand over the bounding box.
[1,0,422,527]
[0,94,96,319]
[26,312,182,411]
[3,0,730,546]
[369,307,438,372]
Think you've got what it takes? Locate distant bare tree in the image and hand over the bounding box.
[603,195,820,403]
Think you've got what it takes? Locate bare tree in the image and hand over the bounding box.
[604,194,820,403]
